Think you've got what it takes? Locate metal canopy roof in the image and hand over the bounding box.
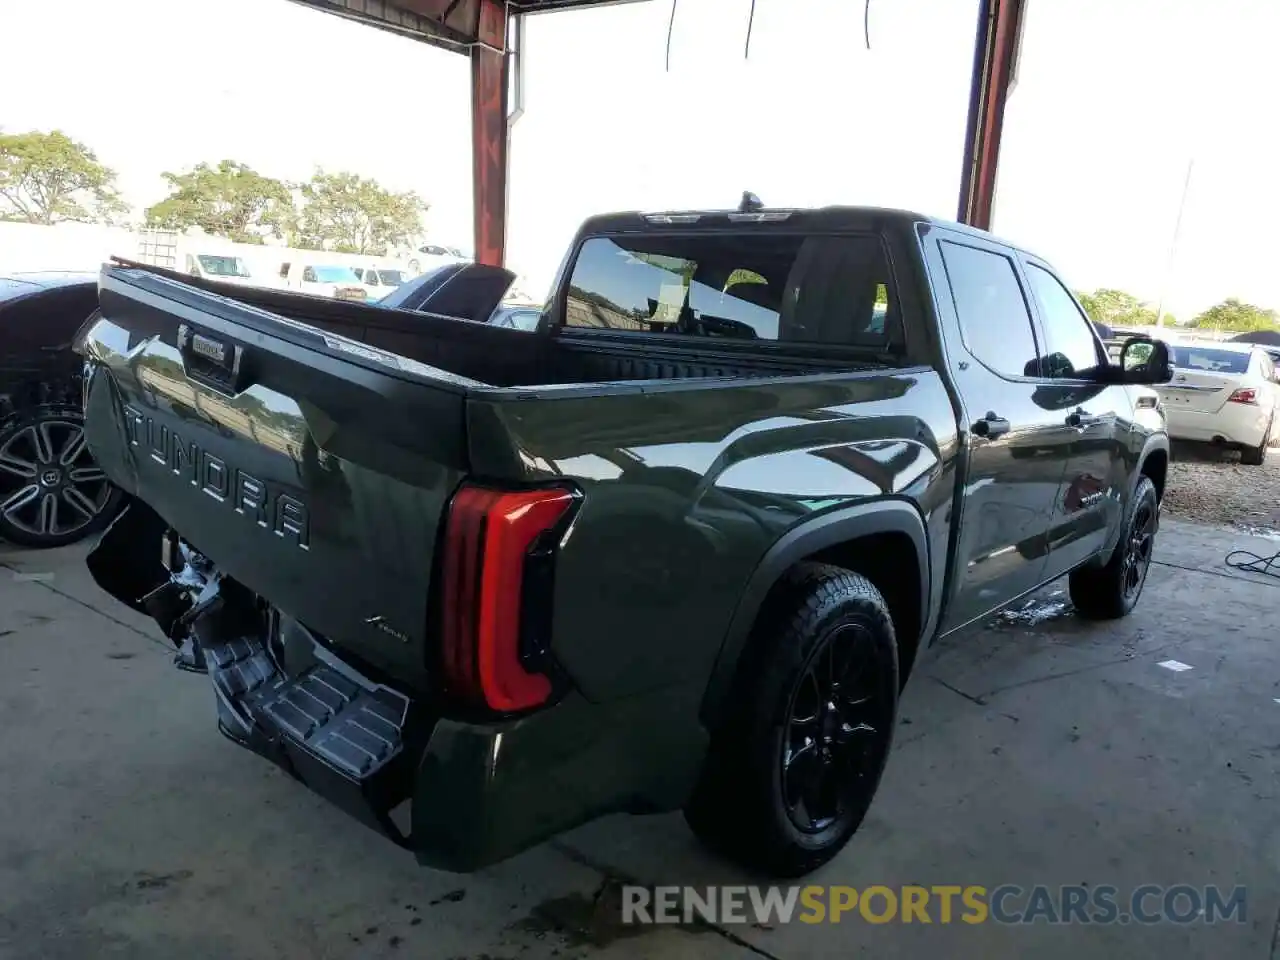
[281,0,1022,265]
[288,0,642,52]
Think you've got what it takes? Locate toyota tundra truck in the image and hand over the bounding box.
[77,204,1173,878]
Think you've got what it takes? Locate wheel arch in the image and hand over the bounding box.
[700,498,930,729]
[1138,437,1170,502]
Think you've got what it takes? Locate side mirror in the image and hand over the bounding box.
[1120,336,1173,384]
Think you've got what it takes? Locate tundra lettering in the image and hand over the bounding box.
[123,403,309,549]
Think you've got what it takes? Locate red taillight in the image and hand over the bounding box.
[1227,387,1258,405]
[440,485,575,712]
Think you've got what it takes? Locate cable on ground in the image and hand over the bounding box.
[1224,547,1280,579]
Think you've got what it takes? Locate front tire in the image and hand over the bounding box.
[0,402,124,548]
[1069,476,1159,620]
[685,564,899,877]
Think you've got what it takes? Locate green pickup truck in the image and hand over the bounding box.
[78,204,1172,878]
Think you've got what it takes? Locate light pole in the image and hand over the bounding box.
[1154,157,1194,329]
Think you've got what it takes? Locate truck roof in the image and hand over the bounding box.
[577,205,1039,257]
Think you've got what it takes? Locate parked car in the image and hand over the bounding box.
[1157,341,1276,464]
[185,253,258,288]
[0,272,125,547]
[352,266,408,302]
[403,243,467,276]
[79,205,1172,878]
[278,262,368,302]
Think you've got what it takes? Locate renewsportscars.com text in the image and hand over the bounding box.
[621,884,1247,926]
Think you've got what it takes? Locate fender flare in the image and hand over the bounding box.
[699,497,930,727]
[1136,432,1171,494]
[1097,432,1171,563]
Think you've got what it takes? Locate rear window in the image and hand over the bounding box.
[563,233,901,351]
[1171,346,1251,374]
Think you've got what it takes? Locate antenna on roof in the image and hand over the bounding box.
[739,191,764,213]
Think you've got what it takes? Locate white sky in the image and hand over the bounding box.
[2,0,1276,317]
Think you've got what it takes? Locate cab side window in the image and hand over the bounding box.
[1025,263,1104,379]
[939,240,1039,379]
[303,267,317,283]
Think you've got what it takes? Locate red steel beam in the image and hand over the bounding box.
[957,0,1025,230]
[471,30,509,266]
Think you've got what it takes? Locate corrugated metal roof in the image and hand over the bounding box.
[287,0,647,52]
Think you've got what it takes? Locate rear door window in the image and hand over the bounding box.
[939,241,1039,378]
[563,233,902,351]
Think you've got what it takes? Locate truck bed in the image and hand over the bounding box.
[103,263,859,392]
[81,264,906,682]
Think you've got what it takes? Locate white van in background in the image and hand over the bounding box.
[352,263,410,302]
[184,251,257,287]
[278,261,368,302]
[137,229,268,289]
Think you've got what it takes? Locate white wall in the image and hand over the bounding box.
[0,221,138,274]
[0,222,417,285]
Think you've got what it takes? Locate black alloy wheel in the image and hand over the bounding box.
[781,621,895,835]
[684,564,899,877]
[1118,497,1156,604]
[1069,474,1160,619]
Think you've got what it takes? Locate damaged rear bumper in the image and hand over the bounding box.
[85,502,685,872]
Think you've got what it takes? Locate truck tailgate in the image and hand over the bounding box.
[80,265,472,679]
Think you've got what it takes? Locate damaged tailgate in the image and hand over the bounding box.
[79,264,474,681]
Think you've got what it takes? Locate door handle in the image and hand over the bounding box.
[971,412,1010,440]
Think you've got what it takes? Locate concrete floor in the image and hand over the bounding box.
[1,518,1278,960]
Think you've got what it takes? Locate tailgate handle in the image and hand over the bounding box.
[177,323,252,395]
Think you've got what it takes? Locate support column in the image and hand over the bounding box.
[470,2,509,266]
[957,0,1025,230]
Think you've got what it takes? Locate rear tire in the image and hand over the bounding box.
[1069,476,1159,620]
[1240,420,1271,466]
[0,399,125,549]
[684,564,899,877]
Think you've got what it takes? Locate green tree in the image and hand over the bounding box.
[1075,288,1159,327]
[1188,298,1280,333]
[0,129,129,225]
[144,160,293,243]
[292,170,426,255]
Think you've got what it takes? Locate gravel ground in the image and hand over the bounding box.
[1162,440,1280,534]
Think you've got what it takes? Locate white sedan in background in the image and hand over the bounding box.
[1157,341,1278,464]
